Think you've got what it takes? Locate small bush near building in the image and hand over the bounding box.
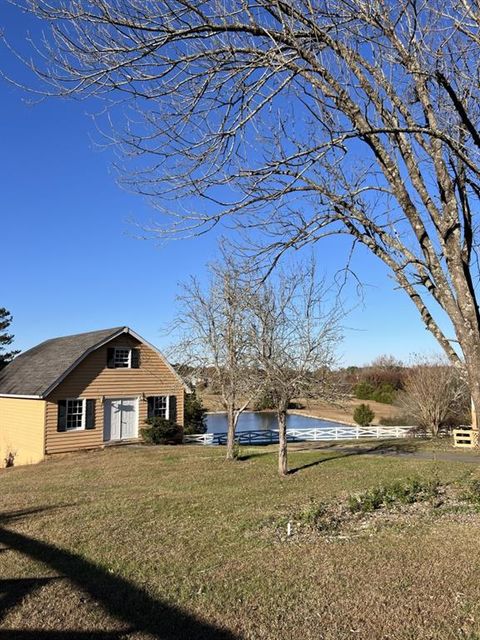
[4,451,15,468]
[353,404,375,426]
[142,417,183,444]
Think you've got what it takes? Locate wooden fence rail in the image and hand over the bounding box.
[453,429,478,448]
[184,425,418,446]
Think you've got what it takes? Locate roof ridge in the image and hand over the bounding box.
[0,326,188,398]
[0,327,128,397]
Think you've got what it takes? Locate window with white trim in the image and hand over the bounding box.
[66,398,86,430]
[151,396,169,419]
[114,348,131,368]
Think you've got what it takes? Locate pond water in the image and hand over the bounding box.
[206,411,349,434]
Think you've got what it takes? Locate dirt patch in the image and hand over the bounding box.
[269,478,480,542]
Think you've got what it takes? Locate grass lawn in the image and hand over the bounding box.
[1,442,480,639]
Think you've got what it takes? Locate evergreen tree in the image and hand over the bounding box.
[0,308,20,369]
[183,390,207,435]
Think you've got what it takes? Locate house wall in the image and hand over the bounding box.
[45,335,185,455]
[0,397,46,467]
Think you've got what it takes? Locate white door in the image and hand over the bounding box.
[104,398,138,442]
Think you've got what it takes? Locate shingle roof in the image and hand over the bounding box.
[0,327,125,397]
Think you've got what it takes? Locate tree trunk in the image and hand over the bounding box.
[226,403,236,460]
[430,421,439,438]
[468,374,480,432]
[463,354,480,433]
[471,397,478,431]
[277,408,288,476]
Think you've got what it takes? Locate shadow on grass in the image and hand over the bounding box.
[288,440,421,475]
[236,451,272,461]
[0,632,125,639]
[0,576,62,620]
[0,507,240,640]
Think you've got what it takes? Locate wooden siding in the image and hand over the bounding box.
[0,397,46,466]
[45,335,184,455]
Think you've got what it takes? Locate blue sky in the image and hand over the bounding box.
[0,5,443,366]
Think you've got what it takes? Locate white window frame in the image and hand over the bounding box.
[113,347,132,369]
[65,398,86,431]
[151,395,169,419]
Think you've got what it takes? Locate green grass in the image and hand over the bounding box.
[1,442,480,638]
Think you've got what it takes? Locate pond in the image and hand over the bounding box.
[206,411,350,434]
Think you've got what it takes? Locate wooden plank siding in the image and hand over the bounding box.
[45,335,184,455]
[0,397,46,466]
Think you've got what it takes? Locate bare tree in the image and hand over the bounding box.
[9,2,480,426]
[173,259,258,460]
[400,355,469,437]
[249,262,342,476]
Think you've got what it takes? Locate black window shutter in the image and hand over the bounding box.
[57,400,67,432]
[131,348,140,369]
[169,395,177,423]
[147,396,154,420]
[85,399,96,429]
[107,347,115,368]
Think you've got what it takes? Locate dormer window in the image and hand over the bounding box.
[107,347,140,369]
[114,348,131,368]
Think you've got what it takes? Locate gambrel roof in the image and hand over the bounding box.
[0,326,187,398]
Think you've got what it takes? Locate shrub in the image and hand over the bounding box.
[353,404,375,426]
[348,477,440,513]
[371,383,396,404]
[4,451,15,468]
[232,438,241,460]
[183,389,207,435]
[296,500,340,533]
[348,486,385,513]
[288,400,305,410]
[461,478,480,505]
[400,355,469,436]
[254,390,276,411]
[141,417,183,444]
[354,381,375,400]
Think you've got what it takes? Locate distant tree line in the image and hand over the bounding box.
[345,356,405,405]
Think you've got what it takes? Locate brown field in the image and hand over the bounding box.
[201,392,400,424]
[1,441,480,638]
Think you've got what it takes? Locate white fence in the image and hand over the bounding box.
[184,425,417,446]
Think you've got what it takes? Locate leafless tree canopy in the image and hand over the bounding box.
[248,262,342,474]
[8,1,480,418]
[250,263,341,409]
[400,354,469,436]
[174,259,257,459]
[174,257,343,467]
